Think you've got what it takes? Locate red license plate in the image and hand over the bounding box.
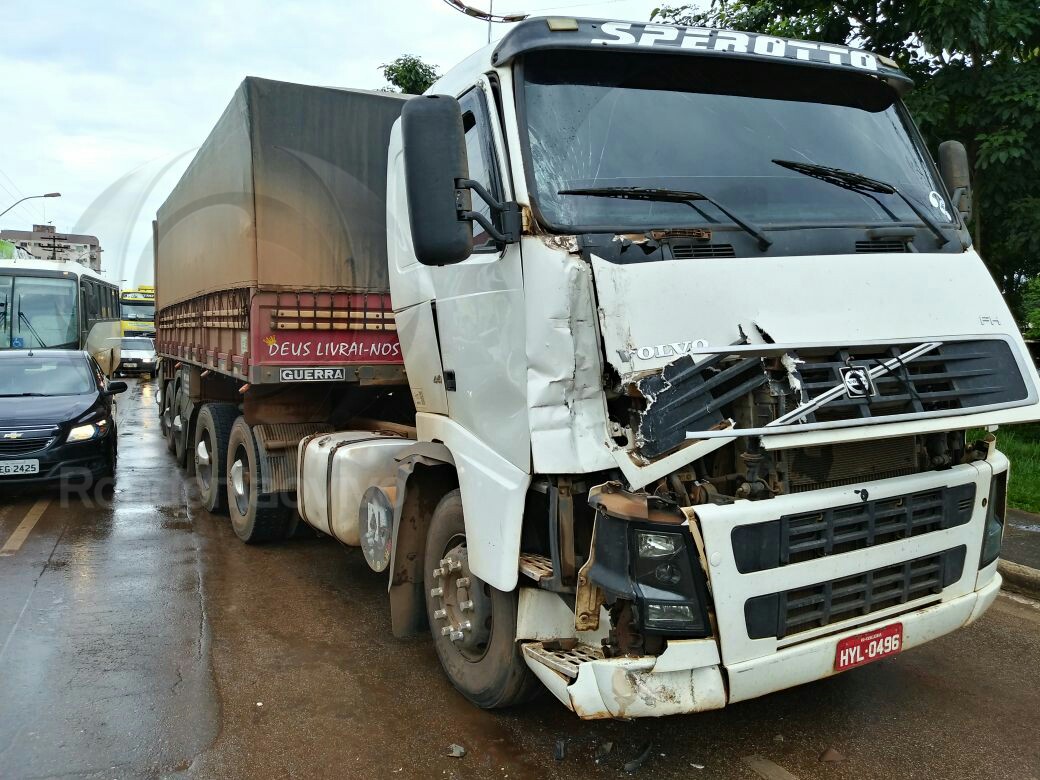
[834,623,903,672]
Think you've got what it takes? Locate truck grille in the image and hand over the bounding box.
[797,341,1023,423]
[633,338,1027,459]
[744,546,966,640]
[732,483,976,573]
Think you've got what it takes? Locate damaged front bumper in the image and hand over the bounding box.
[519,451,1007,719]
[520,575,999,718]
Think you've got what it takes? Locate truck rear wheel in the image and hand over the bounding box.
[171,381,191,470]
[194,403,238,514]
[162,380,176,452]
[226,417,292,543]
[424,490,539,709]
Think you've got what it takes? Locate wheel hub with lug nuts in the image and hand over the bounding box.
[230,458,247,503]
[430,544,492,659]
[196,438,212,484]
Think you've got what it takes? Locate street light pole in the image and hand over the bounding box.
[0,192,61,220]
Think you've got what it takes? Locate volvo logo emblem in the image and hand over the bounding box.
[839,366,876,398]
[2,432,23,440]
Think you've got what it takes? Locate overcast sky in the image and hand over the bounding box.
[0,0,668,285]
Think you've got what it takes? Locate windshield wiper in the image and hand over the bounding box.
[18,310,48,348]
[772,159,949,248]
[0,393,47,397]
[558,186,772,250]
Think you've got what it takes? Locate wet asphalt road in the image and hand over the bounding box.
[0,378,1038,780]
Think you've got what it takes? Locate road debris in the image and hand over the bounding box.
[819,747,845,762]
[623,741,653,773]
[553,739,566,761]
[594,741,614,764]
[447,744,466,758]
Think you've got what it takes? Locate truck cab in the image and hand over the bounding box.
[378,18,1038,717]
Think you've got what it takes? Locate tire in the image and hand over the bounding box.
[97,445,117,497]
[163,380,176,453]
[170,380,192,471]
[194,403,238,514]
[173,404,189,469]
[424,490,539,709]
[226,417,292,543]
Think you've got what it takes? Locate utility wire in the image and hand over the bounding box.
[510,0,630,13]
[0,181,40,226]
[0,166,44,221]
[441,0,628,22]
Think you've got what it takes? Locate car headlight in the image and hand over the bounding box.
[980,470,1008,567]
[68,420,108,442]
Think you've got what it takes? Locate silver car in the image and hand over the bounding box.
[116,337,158,378]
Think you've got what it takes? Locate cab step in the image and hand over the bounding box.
[522,640,604,680]
[519,552,553,583]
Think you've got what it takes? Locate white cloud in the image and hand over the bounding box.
[0,0,663,285]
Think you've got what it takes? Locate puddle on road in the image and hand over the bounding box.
[157,505,193,531]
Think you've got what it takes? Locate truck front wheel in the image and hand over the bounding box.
[226,417,292,543]
[424,490,539,709]
[194,403,238,514]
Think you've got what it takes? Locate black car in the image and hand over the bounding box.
[0,350,127,486]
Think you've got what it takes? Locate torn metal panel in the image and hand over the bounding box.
[634,352,774,459]
[609,435,734,491]
[523,237,615,473]
[588,481,686,525]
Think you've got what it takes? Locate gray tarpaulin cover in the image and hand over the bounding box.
[156,77,407,307]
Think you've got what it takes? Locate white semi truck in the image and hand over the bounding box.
[156,18,1040,719]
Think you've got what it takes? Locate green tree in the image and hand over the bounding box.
[652,1,1040,313]
[380,54,440,95]
[1022,275,1040,338]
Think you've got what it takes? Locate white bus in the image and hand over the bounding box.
[0,244,122,375]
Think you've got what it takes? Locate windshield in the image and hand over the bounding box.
[520,51,953,233]
[0,274,80,349]
[122,338,154,351]
[121,300,155,321]
[0,356,95,396]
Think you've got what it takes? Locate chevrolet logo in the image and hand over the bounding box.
[3,432,23,439]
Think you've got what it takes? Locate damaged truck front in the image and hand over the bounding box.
[388,17,1040,719]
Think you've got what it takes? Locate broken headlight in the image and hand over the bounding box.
[631,529,708,633]
[588,512,711,637]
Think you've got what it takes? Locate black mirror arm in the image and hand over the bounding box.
[950,186,973,222]
[456,178,522,244]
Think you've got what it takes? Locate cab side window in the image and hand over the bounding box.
[459,89,503,253]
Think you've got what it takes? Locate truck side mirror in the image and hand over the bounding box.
[401,95,474,266]
[938,140,973,222]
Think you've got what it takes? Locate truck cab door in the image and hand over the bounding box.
[426,81,530,472]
